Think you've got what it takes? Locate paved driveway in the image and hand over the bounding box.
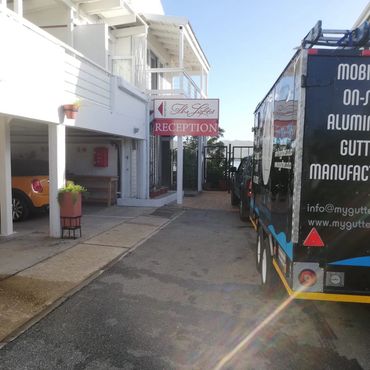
[0,193,369,369]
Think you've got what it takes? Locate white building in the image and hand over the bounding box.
[0,0,209,237]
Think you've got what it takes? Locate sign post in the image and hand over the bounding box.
[153,99,219,204]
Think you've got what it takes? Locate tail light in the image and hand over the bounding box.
[246,179,253,198]
[298,269,317,287]
[32,179,43,193]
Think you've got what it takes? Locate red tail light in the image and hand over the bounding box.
[298,269,317,287]
[246,179,253,197]
[32,179,43,193]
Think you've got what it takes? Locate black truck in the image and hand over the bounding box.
[251,21,370,303]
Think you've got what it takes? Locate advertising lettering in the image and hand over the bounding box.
[309,62,370,182]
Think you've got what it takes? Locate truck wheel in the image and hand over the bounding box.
[231,190,238,206]
[260,237,276,293]
[12,194,30,222]
[256,228,264,272]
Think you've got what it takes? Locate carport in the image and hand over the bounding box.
[0,117,142,238]
[0,117,67,238]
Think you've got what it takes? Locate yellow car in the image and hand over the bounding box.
[11,159,49,221]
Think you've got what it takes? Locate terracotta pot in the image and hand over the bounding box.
[60,192,82,227]
[63,104,79,119]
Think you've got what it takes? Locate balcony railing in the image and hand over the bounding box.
[146,68,207,99]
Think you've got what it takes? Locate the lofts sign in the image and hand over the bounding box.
[153,99,219,136]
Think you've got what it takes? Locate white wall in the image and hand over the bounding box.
[74,24,109,68]
[0,13,64,124]
[66,143,118,176]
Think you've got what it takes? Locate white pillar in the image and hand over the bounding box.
[120,139,131,199]
[179,26,184,94]
[177,135,183,204]
[68,7,74,47]
[197,136,203,192]
[137,139,147,199]
[14,0,22,15]
[48,124,66,238]
[0,117,13,236]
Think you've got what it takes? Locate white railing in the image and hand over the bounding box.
[146,68,206,99]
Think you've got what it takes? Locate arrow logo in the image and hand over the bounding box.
[158,102,164,116]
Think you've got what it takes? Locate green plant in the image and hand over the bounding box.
[58,181,87,204]
[72,99,81,109]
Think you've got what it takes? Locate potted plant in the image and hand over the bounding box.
[63,99,81,119]
[58,181,87,228]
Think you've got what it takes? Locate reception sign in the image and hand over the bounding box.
[153,99,219,136]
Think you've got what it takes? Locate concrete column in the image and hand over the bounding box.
[137,139,147,199]
[197,136,203,192]
[179,26,184,94]
[0,117,13,236]
[120,139,131,199]
[68,7,74,47]
[14,0,22,15]
[177,136,183,204]
[48,124,66,238]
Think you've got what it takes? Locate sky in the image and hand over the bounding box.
[161,0,369,141]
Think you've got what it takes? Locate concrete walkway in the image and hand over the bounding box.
[0,191,231,347]
[0,204,184,347]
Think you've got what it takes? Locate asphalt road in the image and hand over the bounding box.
[0,206,369,370]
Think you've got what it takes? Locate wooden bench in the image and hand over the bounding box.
[70,176,118,206]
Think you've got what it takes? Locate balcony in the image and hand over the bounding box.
[146,68,207,99]
[0,7,147,139]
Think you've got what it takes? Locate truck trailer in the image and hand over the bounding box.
[251,21,370,303]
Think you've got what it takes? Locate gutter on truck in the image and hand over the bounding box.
[250,20,370,304]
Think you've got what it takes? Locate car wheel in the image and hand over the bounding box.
[231,190,239,206]
[12,194,30,222]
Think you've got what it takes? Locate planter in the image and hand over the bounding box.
[59,192,82,227]
[63,104,79,119]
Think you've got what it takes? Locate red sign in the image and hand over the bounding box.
[153,99,219,136]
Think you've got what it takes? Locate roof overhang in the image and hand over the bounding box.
[142,13,210,73]
[76,0,146,27]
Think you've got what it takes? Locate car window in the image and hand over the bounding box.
[238,157,252,176]
[11,160,49,176]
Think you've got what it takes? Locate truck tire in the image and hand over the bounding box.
[12,193,30,222]
[260,236,277,293]
[256,228,264,272]
[231,190,238,206]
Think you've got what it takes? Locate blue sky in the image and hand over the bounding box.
[161,0,369,141]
